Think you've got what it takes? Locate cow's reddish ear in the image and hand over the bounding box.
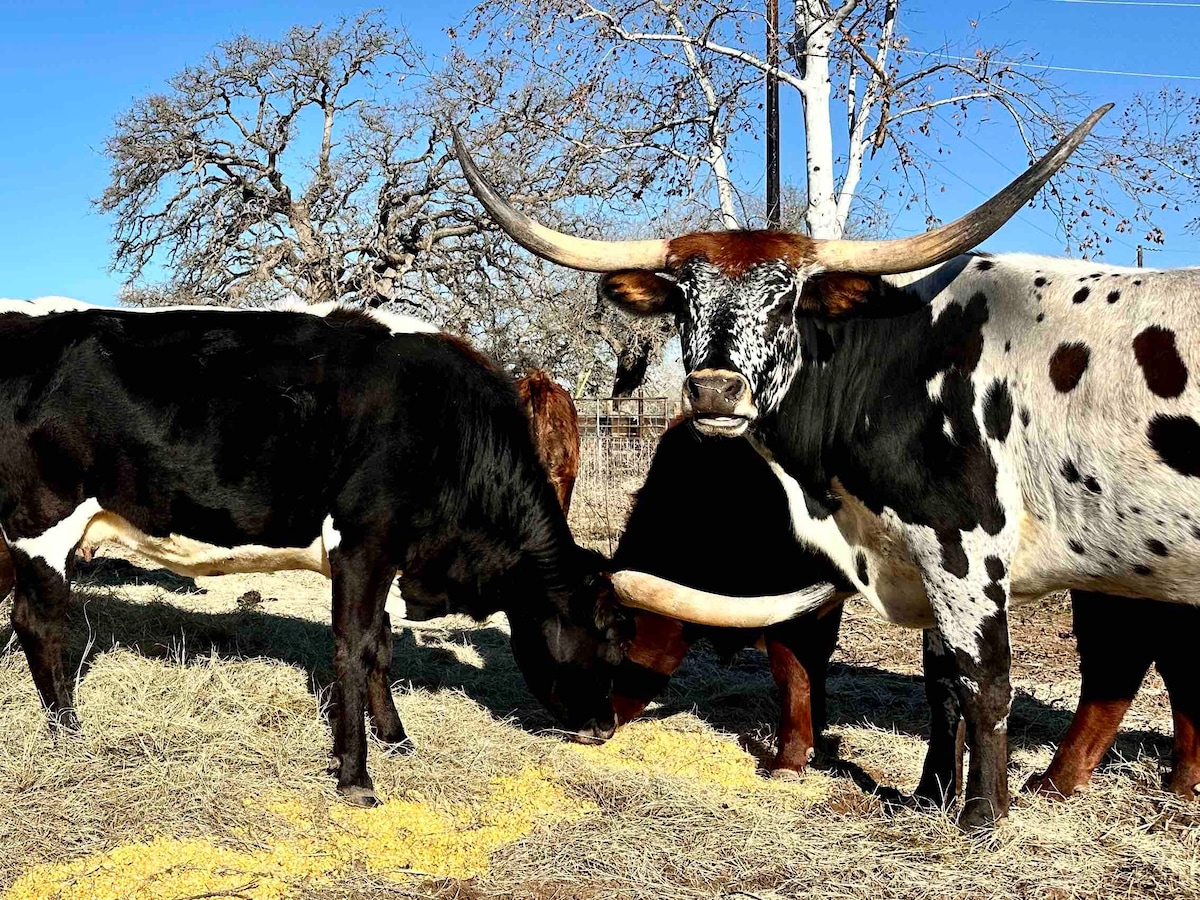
[799,273,880,317]
[598,271,679,315]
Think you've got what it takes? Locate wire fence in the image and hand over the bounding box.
[568,396,678,555]
[574,396,679,438]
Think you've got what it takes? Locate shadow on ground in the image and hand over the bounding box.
[0,558,1173,795]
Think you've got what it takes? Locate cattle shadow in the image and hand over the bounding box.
[0,562,1174,793]
[645,642,1172,792]
[71,556,204,594]
[1,561,566,735]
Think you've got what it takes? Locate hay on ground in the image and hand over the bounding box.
[0,565,1197,900]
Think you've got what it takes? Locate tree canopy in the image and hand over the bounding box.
[99,5,1200,395]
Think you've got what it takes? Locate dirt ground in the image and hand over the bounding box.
[0,544,1197,900]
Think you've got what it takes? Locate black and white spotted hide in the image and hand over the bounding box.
[643,249,1200,828]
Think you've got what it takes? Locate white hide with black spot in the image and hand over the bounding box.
[716,254,1200,665]
[811,258,1199,655]
[895,256,1200,606]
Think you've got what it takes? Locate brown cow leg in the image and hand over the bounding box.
[1154,604,1200,799]
[765,604,844,777]
[611,612,691,725]
[1026,591,1153,799]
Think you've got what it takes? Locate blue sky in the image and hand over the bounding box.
[0,0,1196,305]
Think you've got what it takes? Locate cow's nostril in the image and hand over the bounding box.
[686,371,748,413]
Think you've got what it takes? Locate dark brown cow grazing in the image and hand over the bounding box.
[610,422,848,776]
[0,302,653,806]
[515,370,580,516]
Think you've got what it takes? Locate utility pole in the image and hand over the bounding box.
[1136,244,1144,267]
[766,0,781,229]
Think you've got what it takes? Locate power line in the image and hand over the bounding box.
[928,108,1195,256]
[1046,0,1200,7]
[904,48,1200,81]
[921,152,1068,247]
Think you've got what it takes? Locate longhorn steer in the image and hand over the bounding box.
[613,425,1200,797]
[456,105,1200,828]
[0,300,704,805]
[611,421,847,776]
[516,369,580,516]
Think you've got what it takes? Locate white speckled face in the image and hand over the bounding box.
[676,260,806,418]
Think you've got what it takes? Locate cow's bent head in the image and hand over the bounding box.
[455,106,1109,433]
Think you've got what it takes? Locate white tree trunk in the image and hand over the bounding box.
[801,75,840,238]
[660,2,742,228]
[798,4,842,239]
[834,0,898,233]
[710,138,741,229]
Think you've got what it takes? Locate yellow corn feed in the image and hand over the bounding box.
[576,719,835,803]
[6,719,831,900]
[5,768,589,900]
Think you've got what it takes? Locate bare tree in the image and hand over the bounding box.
[473,0,1186,255]
[101,13,418,304]
[1109,88,1200,241]
[99,12,679,395]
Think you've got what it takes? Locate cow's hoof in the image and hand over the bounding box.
[912,783,957,812]
[338,785,380,808]
[1023,771,1079,800]
[1166,772,1200,801]
[50,709,81,734]
[379,737,415,757]
[956,798,1003,832]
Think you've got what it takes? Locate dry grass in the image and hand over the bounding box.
[2,487,1200,897]
[1,567,1198,900]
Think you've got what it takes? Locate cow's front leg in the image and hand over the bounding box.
[8,548,79,730]
[610,612,693,725]
[765,602,843,776]
[924,561,1013,830]
[915,628,966,808]
[329,543,398,806]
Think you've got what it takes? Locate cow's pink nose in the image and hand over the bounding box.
[685,369,750,414]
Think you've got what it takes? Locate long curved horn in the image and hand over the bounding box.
[452,127,669,272]
[612,570,843,628]
[812,104,1113,275]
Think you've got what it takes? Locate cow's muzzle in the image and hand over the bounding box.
[682,369,756,436]
[569,718,617,745]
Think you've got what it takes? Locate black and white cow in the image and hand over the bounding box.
[0,299,702,805]
[610,421,848,777]
[457,105,1200,827]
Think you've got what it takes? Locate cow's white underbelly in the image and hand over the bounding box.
[72,509,409,617]
[78,511,332,578]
